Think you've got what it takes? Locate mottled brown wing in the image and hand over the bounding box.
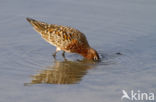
[26,18,90,51]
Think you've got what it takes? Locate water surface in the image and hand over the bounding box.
[0,0,156,102]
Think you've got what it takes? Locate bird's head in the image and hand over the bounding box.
[83,48,100,61]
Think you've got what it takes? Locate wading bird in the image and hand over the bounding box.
[26,18,99,61]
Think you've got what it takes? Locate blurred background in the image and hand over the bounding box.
[0,0,156,102]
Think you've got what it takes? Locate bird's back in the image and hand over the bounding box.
[26,18,90,53]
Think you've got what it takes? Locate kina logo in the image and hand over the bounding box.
[121,90,155,101]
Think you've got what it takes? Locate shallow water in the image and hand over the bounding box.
[0,0,156,102]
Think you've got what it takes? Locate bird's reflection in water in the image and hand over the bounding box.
[27,59,96,85]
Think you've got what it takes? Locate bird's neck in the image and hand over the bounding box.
[79,47,91,59]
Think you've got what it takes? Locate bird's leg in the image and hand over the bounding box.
[52,47,61,58]
[62,51,67,60]
[52,51,57,58]
[62,51,65,57]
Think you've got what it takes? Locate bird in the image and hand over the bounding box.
[121,90,130,100]
[26,17,99,61]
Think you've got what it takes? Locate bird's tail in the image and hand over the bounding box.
[26,17,48,33]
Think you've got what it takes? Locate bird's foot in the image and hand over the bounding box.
[52,52,57,58]
[62,51,65,57]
